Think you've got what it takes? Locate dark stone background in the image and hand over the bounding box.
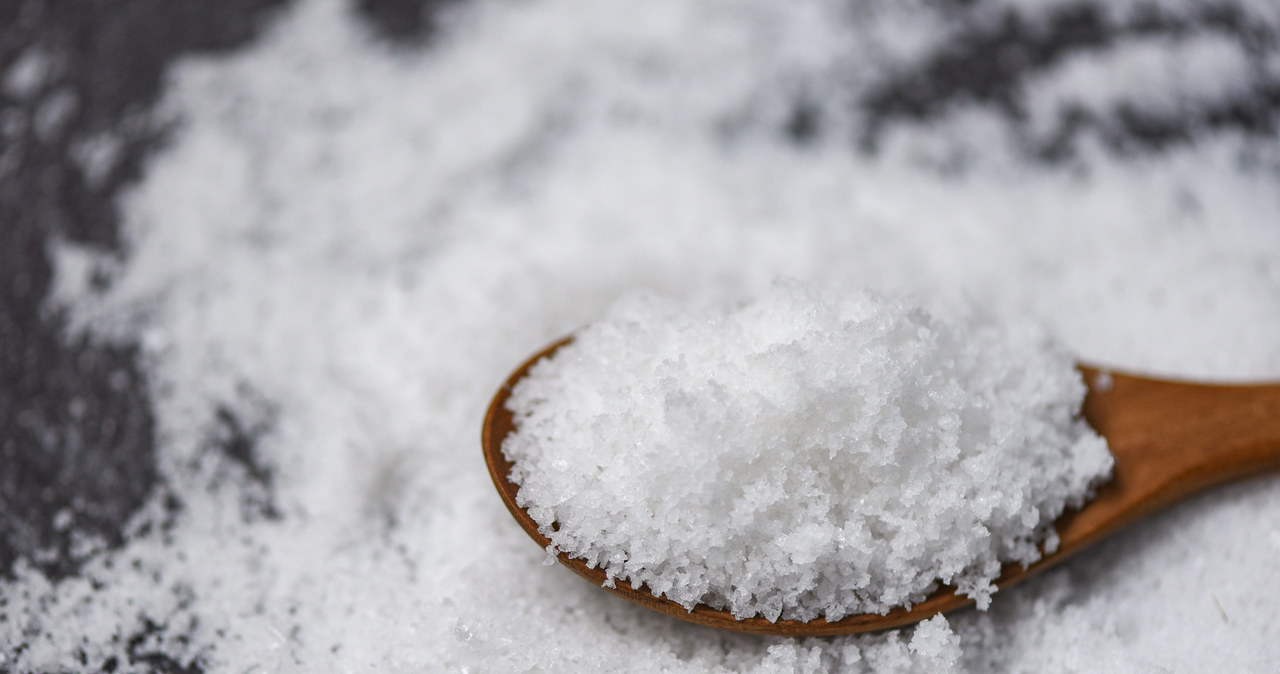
[0,1,1276,671]
[0,0,464,586]
[0,2,447,670]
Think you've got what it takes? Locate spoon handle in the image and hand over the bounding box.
[1064,367,1280,554]
[482,344,1280,637]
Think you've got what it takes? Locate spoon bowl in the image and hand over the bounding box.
[482,336,1280,636]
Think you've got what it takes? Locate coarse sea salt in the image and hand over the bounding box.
[6,0,1280,671]
[504,283,1113,621]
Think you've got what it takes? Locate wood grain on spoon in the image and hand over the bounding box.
[482,337,1280,636]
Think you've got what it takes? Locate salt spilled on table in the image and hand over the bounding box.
[503,282,1114,622]
[6,0,1280,671]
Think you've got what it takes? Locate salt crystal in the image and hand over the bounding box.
[5,0,1279,671]
[504,283,1113,620]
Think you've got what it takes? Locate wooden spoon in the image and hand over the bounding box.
[482,336,1280,636]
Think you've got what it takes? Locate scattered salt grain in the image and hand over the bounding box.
[5,0,1280,671]
[3,47,52,100]
[504,284,1112,620]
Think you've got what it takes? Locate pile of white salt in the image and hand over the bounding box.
[5,0,1280,671]
[505,284,1112,621]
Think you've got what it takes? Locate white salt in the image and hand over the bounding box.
[1023,33,1255,143]
[504,283,1112,621]
[5,0,1280,672]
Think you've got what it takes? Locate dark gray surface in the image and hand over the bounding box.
[861,3,1280,158]
[0,0,474,584]
[0,0,289,585]
[0,1,449,670]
